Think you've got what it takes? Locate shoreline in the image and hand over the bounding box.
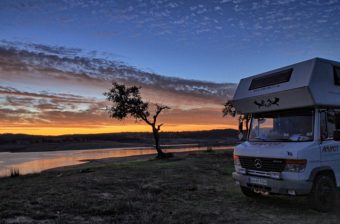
[0,141,237,153]
[0,145,235,178]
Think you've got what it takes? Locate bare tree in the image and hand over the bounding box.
[104,83,170,158]
[222,101,251,136]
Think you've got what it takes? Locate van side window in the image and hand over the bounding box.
[335,111,340,129]
[325,110,340,139]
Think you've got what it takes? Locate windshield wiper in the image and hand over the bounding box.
[251,138,292,142]
[270,138,292,142]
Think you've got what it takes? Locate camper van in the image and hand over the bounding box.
[231,58,340,212]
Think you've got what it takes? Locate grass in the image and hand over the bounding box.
[0,150,339,223]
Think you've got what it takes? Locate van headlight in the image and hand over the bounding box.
[284,159,307,172]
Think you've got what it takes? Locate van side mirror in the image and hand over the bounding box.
[334,130,340,141]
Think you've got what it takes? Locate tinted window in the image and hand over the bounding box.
[324,110,340,140]
[249,69,292,90]
[249,109,313,142]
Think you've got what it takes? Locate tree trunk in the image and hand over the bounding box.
[152,126,165,158]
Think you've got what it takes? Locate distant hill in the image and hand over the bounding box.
[0,129,238,152]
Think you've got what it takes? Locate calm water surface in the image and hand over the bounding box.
[0,146,233,177]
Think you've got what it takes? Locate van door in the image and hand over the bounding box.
[320,110,340,186]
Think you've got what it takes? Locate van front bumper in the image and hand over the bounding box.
[232,172,313,195]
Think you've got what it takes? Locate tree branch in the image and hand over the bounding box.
[157,123,164,131]
[153,104,170,124]
[222,101,236,117]
[140,113,152,125]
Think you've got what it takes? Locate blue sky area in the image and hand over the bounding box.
[1,0,340,83]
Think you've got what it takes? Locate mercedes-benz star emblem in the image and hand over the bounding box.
[254,159,262,169]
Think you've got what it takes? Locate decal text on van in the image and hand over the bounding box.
[322,145,339,153]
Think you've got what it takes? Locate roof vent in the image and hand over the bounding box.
[249,69,293,90]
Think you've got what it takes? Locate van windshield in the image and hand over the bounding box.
[249,109,314,142]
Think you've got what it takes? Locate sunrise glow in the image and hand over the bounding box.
[0,124,237,136]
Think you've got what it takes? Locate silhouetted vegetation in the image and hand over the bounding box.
[104,83,171,158]
[9,168,20,177]
[223,101,250,137]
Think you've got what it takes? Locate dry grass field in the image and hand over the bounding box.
[0,150,339,224]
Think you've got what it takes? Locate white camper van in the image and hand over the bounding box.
[232,58,340,212]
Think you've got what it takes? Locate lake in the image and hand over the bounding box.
[0,145,233,177]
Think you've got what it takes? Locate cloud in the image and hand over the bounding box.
[0,42,236,134]
[0,87,109,128]
[0,89,234,131]
[0,86,96,104]
[2,0,339,45]
[214,6,222,11]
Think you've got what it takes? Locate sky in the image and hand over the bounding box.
[0,0,340,135]
[1,0,340,83]
[0,42,236,135]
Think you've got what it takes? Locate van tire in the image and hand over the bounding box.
[309,175,337,212]
[240,186,261,197]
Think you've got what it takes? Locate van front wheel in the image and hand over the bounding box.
[309,175,337,212]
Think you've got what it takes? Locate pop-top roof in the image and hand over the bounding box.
[232,58,340,113]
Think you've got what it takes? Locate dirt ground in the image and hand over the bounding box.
[0,150,339,224]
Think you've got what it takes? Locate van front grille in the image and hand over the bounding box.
[239,156,285,172]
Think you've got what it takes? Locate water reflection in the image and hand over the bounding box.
[0,146,232,177]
